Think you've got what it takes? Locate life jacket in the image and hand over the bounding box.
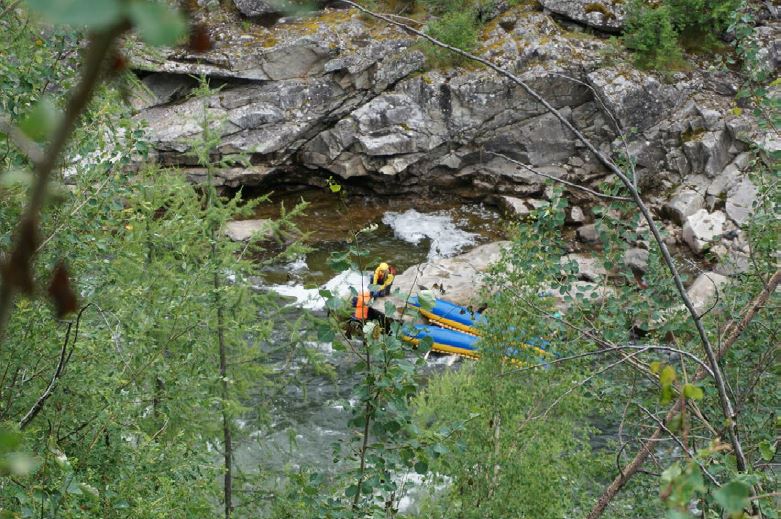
[354,290,371,320]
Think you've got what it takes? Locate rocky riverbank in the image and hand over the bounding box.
[127,1,778,286]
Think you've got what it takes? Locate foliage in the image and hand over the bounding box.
[623,1,684,70]
[0,3,307,517]
[623,0,739,69]
[423,11,479,67]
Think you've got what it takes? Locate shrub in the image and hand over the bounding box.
[423,10,479,67]
[623,0,740,69]
[418,0,474,16]
[623,1,684,70]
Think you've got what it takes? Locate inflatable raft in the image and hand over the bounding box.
[403,297,551,360]
[402,324,480,359]
[408,296,486,335]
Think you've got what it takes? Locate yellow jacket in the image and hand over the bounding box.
[372,263,394,291]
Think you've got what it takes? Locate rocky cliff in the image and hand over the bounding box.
[127,1,778,272]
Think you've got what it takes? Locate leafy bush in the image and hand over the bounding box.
[423,11,479,67]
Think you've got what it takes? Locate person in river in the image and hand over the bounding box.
[371,262,396,297]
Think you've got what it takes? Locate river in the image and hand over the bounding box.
[233,188,507,505]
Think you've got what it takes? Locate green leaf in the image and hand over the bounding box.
[344,484,358,497]
[758,440,775,462]
[128,1,187,47]
[414,460,428,474]
[418,290,436,312]
[26,0,122,28]
[660,365,676,386]
[713,480,750,515]
[19,97,60,142]
[683,384,704,400]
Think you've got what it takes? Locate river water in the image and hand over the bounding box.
[235,188,507,501]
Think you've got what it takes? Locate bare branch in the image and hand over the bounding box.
[588,269,780,517]
[636,404,720,487]
[341,5,749,484]
[18,304,90,429]
[487,151,632,202]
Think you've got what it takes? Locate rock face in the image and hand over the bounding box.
[682,210,726,254]
[126,3,770,279]
[540,0,625,32]
[128,5,702,199]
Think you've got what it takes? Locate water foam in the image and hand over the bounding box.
[382,209,478,260]
[266,269,369,311]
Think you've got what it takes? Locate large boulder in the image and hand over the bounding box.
[540,0,625,32]
[389,241,511,307]
[725,178,758,227]
[623,248,649,274]
[687,271,730,314]
[663,188,705,225]
[496,196,548,217]
[682,209,726,254]
[224,219,272,241]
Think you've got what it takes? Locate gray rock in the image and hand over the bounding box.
[576,223,599,243]
[498,196,548,217]
[569,206,586,223]
[623,248,649,273]
[560,253,607,282]
[714,248,750,276]
[224,219,272,241]
[233,0,305,16]
[687,272,730,314]
[381,241,512,308]
[725,178,758,226]
[588,67,680,132]
[682,209,726,254]
[540,0,625,32]
[663,188,705,225]
[683,129,733,177]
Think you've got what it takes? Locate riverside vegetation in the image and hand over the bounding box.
[0,1,778,518]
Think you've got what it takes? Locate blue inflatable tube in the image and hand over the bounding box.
[408,296,486,334]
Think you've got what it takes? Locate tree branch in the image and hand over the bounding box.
[487,151,632,202]
[0,116,44,165]
[18,304,90,429]
[336,1,751,508]
[0,25,126,344]
[587,269,780,518]
[636,404,720,487]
